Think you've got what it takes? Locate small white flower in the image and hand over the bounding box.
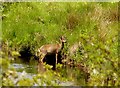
[93,69,99,75]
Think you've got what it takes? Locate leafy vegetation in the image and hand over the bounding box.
[1,2,119,86]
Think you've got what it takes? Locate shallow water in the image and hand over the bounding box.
[9,58,86,86]
[11,63,38,74]
[10,62,76,86]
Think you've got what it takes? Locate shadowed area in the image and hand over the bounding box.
[18,45,33,62]
[42,52,62,70]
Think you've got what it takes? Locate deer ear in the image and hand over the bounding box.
[58,35,62,39]
[61,35,64,38]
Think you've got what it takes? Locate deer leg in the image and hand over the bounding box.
[56,53,58,65]
[39,54,45,63]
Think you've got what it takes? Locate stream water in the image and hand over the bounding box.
[11,58,80,86]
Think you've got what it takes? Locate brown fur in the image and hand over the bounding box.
[36,36,66,67]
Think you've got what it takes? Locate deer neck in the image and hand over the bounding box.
[57,41,65,52]
[61,42,65,50]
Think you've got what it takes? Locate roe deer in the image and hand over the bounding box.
[36,36,66,66]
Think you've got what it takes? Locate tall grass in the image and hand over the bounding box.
[2,2,119,86]
[2,2,118,47]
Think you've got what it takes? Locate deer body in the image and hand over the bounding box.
[36,36,66,66]
[40,44,61,55]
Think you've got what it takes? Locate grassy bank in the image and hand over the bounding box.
[1,2,119,86]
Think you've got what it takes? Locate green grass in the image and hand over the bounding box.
[1,2,119,86]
